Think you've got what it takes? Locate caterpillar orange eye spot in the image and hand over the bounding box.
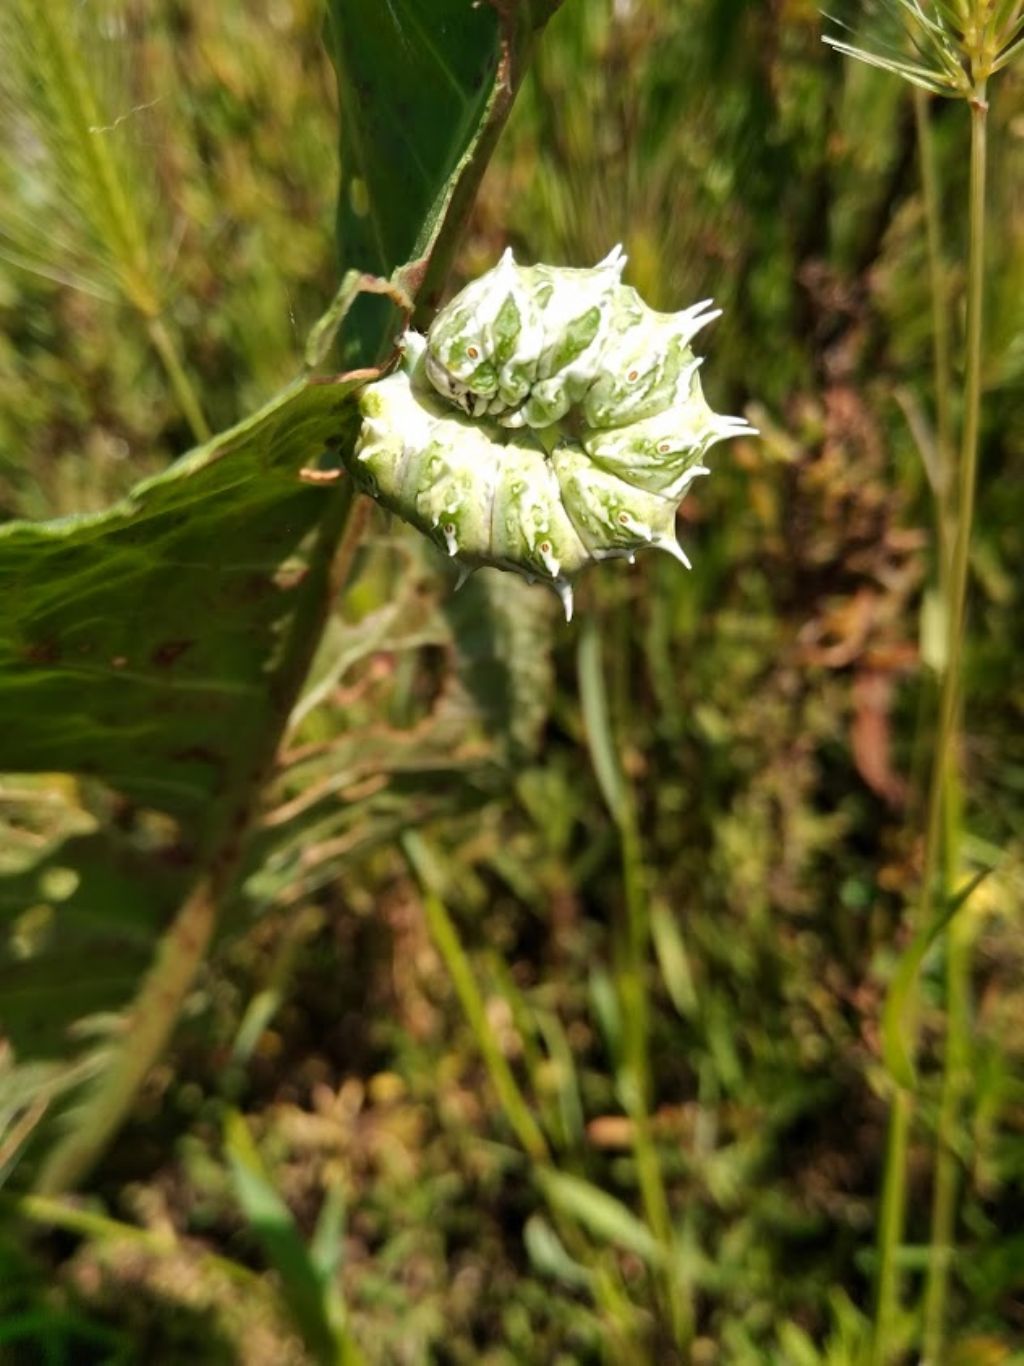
[467,346,480,360]
[540,541,551,554]
[618,511,630,524]
[658,442,671,453]
[627,369,639,382]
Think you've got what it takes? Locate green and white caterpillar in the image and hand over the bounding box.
[351,246,753,619]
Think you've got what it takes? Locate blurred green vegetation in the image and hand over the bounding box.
[1,0,1023,1362]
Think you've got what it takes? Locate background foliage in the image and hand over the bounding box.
[0,0,1022,1361]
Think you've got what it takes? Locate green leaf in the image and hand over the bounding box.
[536,1168,665,1267]
[326,0,562,361]
[650,898,698,1020]
[534,1008,585,1149]
[224,1110,358,1366]
[577,619,627,822]
[329,0,498,280]
[775,1320,823,1366]
[0,375,362,1055]
[523,1213,594,1291]
[309,1182,348,1287]
[588,966,623,1074]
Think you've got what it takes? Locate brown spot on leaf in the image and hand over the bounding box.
[23,639,61,665]
[151,640,193,668]
[172,745,223,769]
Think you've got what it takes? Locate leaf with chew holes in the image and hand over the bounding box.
[0,375,363,1055]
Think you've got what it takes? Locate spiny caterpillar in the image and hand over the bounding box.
[351,246,753,619]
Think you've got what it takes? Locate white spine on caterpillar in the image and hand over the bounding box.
[350,247,755,619]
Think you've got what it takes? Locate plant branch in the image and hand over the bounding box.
[34,874,221,1196]
[912,90,953,541]
[403,832,550,1164]
[146,316,212,444]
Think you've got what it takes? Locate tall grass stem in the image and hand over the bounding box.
[920,86,989,1363]
[146,316,212,444]
[872,83,989,1364]
[912,90,954,541]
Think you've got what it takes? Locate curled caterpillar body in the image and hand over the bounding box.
[355,334,588,614]
[351,250,754,619]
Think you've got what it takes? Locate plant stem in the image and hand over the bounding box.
[618,798,693,1349]
[873,1088,913,1366]
[146,316,212,444]
[921,85,989,1364]
[911,87,963,1365]
[912,91,954,532]
[937,86,987,801]
[414,871,551,1164]
[872,83,988,1365]
[34,874,220,1196]
[922,884,970,1363]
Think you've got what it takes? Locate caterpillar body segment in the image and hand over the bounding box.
[579,365,710,491]
[352,339,589,614]
[580,298,720,430]
[550,444,687,565]
[498,249,629,429]
[489,440,589,588]
[426,245,627,426]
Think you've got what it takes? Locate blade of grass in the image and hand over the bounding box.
[537,1168,665,1267]
[402,831,550,1164]
[577,618,692,1349]
[0,1191,263,1293]
[881,867,990,1090]
[224,1110,361,1366]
